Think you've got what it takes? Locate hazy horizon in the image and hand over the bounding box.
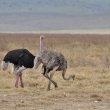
[0,0,110,32]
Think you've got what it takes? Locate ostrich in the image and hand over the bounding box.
[1,35,45,88]
[34,36,75,91]
[1,49,35,88]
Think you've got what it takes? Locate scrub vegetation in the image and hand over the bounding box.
[0,33,110,110]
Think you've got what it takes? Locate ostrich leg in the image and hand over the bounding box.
[42,65,58,88]
[15,72,24,88]
[19,72,24,88]
[43,74,58,89]
[46,66,59,91]
[15,74,19,88]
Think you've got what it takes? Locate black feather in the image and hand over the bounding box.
[3,49,35,68]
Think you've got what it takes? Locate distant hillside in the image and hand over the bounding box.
[0,0,110,16]
[0,0,110,32]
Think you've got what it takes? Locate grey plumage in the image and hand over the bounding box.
[34,50,75,91]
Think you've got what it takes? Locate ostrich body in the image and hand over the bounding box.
[34,36,75,91]
[1,49,35,88]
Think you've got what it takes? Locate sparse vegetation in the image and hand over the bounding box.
[0,33,110,110]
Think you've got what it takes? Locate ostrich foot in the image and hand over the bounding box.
[47,88,51,91]
[55,84,58,88]
[72,75,75,80]
[21,84,24,88]
[15,83,18,88]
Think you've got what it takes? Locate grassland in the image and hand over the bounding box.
[0,33,110,110]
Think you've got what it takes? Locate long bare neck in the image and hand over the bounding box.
[40,35,45,52]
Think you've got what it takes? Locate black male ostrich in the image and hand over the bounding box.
[1,49,35,88]
[1,35,45,88]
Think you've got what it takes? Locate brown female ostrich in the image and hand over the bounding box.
[34,36,75,91]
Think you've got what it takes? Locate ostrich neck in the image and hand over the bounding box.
[40,36,43,52]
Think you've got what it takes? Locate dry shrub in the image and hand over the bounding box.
[99,54,110,67]
[90,94,103,101]
[70,56,96,67]
[99,80,110,85]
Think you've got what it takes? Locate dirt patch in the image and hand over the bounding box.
[0,92,109,110]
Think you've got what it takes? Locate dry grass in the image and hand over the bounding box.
[0,33,110,110]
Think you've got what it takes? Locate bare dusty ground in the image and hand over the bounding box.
[0,67,110,110]
[0,93,109,110]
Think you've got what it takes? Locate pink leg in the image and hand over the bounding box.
[15,75,19,88]
[19,72,24,88]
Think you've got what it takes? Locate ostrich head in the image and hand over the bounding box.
[1,61,8,70]
[34,55,42,69]
[40,35,45,40]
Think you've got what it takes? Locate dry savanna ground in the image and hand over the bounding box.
[0,33,110,110]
